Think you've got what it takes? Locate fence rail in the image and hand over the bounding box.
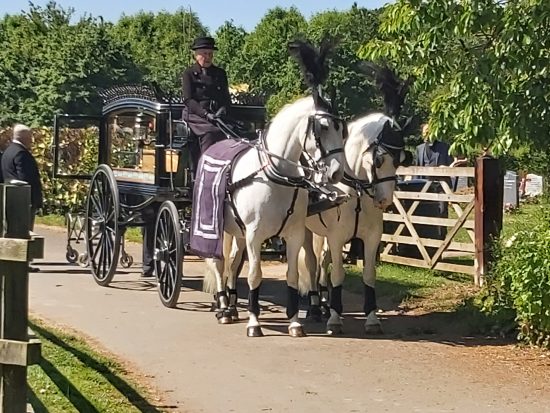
[379,159,502,285]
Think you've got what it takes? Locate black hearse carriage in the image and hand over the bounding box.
[53,85,266,307]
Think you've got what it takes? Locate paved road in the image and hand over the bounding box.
[30,226,550,413]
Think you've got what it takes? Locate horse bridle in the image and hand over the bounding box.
[341,126,404,198]
[305,112,347,161]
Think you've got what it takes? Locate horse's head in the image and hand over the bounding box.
[302,101,347,183]
[349,63,414,209]
[348,114,413,210]
[287,38,346,183]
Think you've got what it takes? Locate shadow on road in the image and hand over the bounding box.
[29,322,177,412]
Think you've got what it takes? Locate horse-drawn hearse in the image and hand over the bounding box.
[53,38,415,337]
[53,84,266,307]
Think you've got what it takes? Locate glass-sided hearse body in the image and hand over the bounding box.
[53,85,266,307]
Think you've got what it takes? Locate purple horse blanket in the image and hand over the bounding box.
[190,139,251,259]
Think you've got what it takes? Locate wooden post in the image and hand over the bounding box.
[474,157,504,286]
[0,184,31,413]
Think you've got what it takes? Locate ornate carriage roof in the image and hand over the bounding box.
[98,84,266,114]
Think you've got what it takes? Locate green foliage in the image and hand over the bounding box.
[238,7,307,115]
[214,21,248,83]
[307,6,381,118]
[110,9,207,94]
[0,126,92,214]
[480,199,550,348]
[0,2,140,127]
[360,0,550,157]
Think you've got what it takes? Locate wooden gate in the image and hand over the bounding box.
[380,157,503,286]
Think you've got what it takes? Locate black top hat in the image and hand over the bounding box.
[191,36,217,50]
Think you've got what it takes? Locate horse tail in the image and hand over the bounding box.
[318,239,331,288]
[202,258,217,294]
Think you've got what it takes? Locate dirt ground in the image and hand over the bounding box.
[29,225,550,413]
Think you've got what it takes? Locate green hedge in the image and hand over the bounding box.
[481,199,550,348]
[1,127,95,214]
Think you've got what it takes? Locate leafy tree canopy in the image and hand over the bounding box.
[360,0,550,156]
[0,2,139,126]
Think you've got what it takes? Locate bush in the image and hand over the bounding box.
[481,198,550,348]
[1,126,95,215]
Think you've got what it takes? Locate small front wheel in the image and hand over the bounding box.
[66,247,78,264]
[120,253,134,268]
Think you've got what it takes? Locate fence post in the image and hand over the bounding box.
[474,157,504,286]
[0,184,31,413]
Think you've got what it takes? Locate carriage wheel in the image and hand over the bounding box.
[154,201,183,308]
[85,164,121,286]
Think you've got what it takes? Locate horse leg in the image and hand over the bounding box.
[205,255,233,325]
[227,237,246,321]
[246,233,264,337]
[362,232,383,334]
[318,240,332,318]
[305,232,324,322]
[326,238,345,335]
[285,230,306,337]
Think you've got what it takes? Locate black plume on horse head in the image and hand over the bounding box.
[360,62,413,118]
[288,37,336,89]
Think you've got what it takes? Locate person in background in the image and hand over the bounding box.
[2,124,43,271]
[181,36,231,155]
[415,123,452,168]
[415,122,451,240]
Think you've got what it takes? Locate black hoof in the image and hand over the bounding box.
[247,326,264,337]
[365,324,383,335]
[216,310,233,325]
[327,324,343,335]
[228,306,239,322]
[289,325,306,337]
[306,306,323,323]
[321,304,331,319]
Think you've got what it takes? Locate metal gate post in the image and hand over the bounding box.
[474,157,504,286]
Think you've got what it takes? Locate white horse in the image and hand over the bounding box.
[300,65,413,335]
[202,40,347,337]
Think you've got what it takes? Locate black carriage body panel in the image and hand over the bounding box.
[53,85,266,199]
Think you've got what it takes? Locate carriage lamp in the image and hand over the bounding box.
[165,149,180,173]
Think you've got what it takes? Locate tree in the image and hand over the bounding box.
[214,21,248,83]
[307,6,381,118]
[0,2,139,126]
[238,7,308,115]
[360,0,550,156]
[110,9,207,94]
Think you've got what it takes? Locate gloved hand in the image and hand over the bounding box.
[205,112,216,122]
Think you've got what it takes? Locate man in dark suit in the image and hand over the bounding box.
[415,123,451,240]
[415,123,452,168]
[1,124,43,230]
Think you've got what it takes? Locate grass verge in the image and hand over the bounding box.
[28,317,168,413]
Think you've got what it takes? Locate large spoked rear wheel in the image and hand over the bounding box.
[154,201,183,308]
[86,164,121,286]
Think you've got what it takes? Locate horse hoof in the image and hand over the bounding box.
[247,326,264,337]
[288,325,306,338]
[327,324,343,335]
[306,309,322,323]
[365,324,383,335]
[228,308,239,322]
[321,305,331,319]
[218,316,233,325]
